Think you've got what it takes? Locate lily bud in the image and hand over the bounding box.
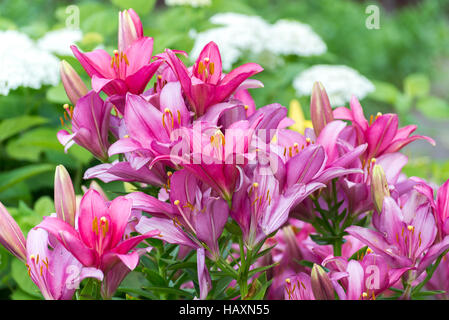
[118,8,143,52]
[310,264,334,300]
[0,202,27,261]
[371,164,390,213]
[310,81,334,136]
[54,165,76,227]
[60,60,88,105]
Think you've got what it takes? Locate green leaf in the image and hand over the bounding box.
[0,164,54,193]
[33,196,55,217]
[210,276,234,299]
[144,269,167,287]
[111,0,156,15]
[117,287,157,299]
[248,262,280,278]
[143,286,195,298]
[369,81,400,104]
[0,116,48,142]
[394,93,413,114]
[225,220,243,236]
[10,288,41,300]
[416,96,449,119]
[78,278,100,300]
[81,9,118,37]
[6,127,62,161]
[404,73,430,98]
[46,83,70,104]
[413,290,446,297]
[348,246,369,261]
[11,259,42,299]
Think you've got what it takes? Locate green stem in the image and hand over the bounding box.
[239,248,252,299]
[216,256,238,278]
[333,239,342,257]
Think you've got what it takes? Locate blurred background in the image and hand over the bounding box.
[1,0,449,298]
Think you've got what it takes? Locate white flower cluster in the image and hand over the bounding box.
[190,13,327,70]
[0,30,63,96]
[37,28,83,56]
[165,0,211,8]
[293,65,375,106]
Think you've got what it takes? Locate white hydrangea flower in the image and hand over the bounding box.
[268,20,327,57]
[0,30,60,96]
[190,13,326,70]
[165,0,211,7]
[293,65,375,106]
[37,28,83,56]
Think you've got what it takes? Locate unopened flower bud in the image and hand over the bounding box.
[0,202,26,261]
[118,9,143,52]
[371,164,390,213]
[310,81,334,136]
[54,165,76,227]
[60,60,88,105]
[310,264,334,300]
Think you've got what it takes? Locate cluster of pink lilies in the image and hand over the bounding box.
[1,8,449,300]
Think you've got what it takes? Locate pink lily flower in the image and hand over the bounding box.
[346,190,449,279]
[57,91,112,162]
[134,169,229,260]
[134,170,226,300]
[71,10,162,113]
[265,220,321,299]
[150,115,263,202]
[420,178,449,238]
[111,85,190,157]
[322,252,409,300]
[26,228,103,300]
[284,273,316,300]
[303,120,368,170]
[0,200,103,300]
[284,144,363,189]
[231,162,324,249]
[164,41,263,116]
[333,96,435,162]
[36,189,160,298]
